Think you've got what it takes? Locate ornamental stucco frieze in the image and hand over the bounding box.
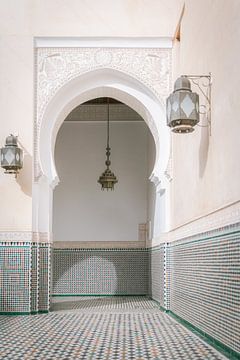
[0,231,51,243]
[0,231,32,242]
[34,47,171,181]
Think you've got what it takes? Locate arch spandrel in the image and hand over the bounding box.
[35,47,172,184]
[38,70,168,188]
[34,45,172,234]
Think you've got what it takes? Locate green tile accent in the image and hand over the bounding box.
[52,294,147,297]
[149,297,167,313]
[168,310,240,360]
[171,228,240,248]
[0,312,31,315]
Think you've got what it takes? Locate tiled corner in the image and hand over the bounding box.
[0,243,31,313]
[0,241,51,314]
[169,227,240,354]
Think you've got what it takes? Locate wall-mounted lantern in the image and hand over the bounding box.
[166,74,211,134]
[1,135,23,176]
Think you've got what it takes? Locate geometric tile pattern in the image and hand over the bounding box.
[51,295,158,313]
[0,223,239,359]
[0,297,226,359]
[164,243,171,310]
[53,249,148,295]
[0,242,51,314]
[30,244,38,313]
[148,245,165,307]
[38,244,51,312]
[0,243,30,313]
[170,229,240,354]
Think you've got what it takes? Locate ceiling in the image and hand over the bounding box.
[65,98,143,122]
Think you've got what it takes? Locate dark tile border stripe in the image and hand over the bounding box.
[150,297,240,360]
[167,310,240,360]
[52,294,148,297]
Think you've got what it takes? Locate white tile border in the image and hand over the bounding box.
[53,241,146,249]
[150,200,240,246]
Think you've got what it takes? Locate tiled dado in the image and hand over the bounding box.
[167,222,240,357]
[53,248,148,296]
[0,242,51,314]
[148,245,165,308]
[148,244,170,311]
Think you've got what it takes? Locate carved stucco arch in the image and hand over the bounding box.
[38,68,169,188]
[34,46,172,235]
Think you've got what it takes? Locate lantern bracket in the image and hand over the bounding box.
[182,73,212,135]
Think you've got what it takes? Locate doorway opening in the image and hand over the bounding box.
[52,97,156,301]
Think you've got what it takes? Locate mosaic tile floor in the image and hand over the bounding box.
[0,296,226,360]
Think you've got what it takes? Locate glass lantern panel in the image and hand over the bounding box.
[180,94,195,117]
[4,149,15,165]
[172,100,179,113]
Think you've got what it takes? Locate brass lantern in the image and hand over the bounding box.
[166,76,199,133]
[1,135,23,175]
[98,98,118,190]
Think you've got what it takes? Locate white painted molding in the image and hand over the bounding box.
[0,232,52,243]
[149,172,162,193]
[150,201,240,246]
[34,37,173,49]
[33,41,172,239]
[35,46,171,182]
[53,241,146,249]
[32,232,52,244]
[0,231,32,242]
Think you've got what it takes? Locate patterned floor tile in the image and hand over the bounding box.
[0,297,226,360]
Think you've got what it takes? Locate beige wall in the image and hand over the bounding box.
[53,121,152,242]
[171,0,240,229]
[0,0,239,233]
[0,37,33,231]
[0,0,182,231]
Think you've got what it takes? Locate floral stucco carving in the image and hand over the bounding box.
[35,47,171,181]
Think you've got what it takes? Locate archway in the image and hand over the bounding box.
[33,68,171,239]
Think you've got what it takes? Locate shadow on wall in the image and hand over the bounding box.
[16,144,32,197]
[52,250,149,297]
[198,120,210,178]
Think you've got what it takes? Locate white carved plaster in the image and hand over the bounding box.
[0,231,32,242]
[34,42,173,239]
[0,231,52,244]
[149,172,162,193]
[34,46,171,182]
[164,135,173,182]
[53,241,146,249]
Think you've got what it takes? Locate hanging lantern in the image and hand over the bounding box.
[166,76,199,133]
[98,98,118,190]
[1,135,23,175]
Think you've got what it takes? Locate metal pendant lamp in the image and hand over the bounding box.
[98,98,118,190]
